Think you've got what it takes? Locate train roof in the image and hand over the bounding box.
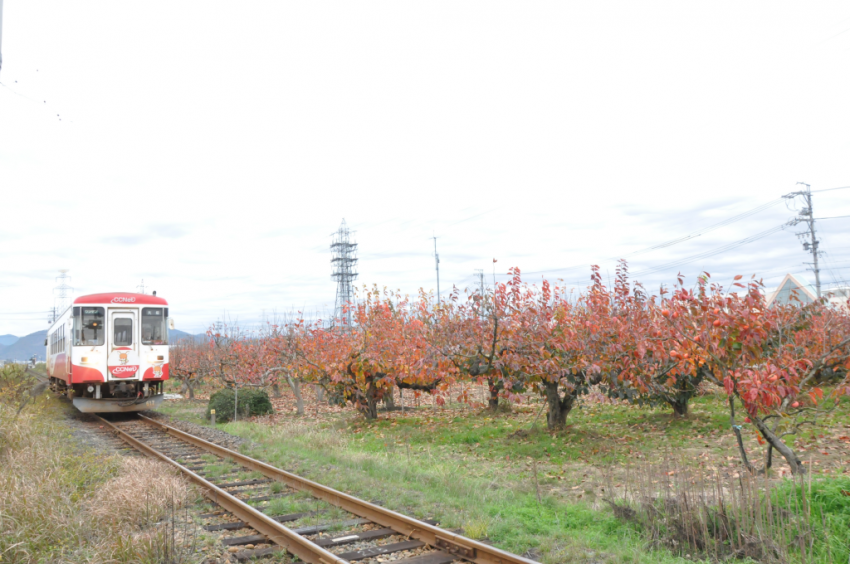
[74,292,168,306]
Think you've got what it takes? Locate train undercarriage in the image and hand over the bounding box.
[50,378,165,413]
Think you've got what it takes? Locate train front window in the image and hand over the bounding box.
[74,307,105,346]
[113,318,133,346]
[142,308,167,345]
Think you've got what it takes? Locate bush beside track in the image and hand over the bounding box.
[207,387,274,423]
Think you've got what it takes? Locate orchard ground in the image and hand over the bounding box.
[159,382,850,564]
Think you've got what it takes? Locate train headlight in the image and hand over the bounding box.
[81,352,100,364]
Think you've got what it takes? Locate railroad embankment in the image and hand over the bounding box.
[0,365,194,564]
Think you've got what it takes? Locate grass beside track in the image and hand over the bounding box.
[0,376,195,564]
[160,390,850,564]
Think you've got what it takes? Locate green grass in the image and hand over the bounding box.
[351,394,849,468]
[218,420,690,563]
[157,399,209,425]
[769,476,850,562]
[262,495,314,517]
[157,389,850,563]
[202,463,234,479]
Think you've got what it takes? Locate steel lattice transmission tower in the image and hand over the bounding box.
[50,269,73,323]
[331,219,358,325]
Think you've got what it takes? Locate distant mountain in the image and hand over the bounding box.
[1,330,47,362]
[169,329,207,344]
[0,329,203,361]
[0,334,18,346]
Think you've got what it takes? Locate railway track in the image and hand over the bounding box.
[97,413,538,564]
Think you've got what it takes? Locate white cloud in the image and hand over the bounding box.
[1,1,849,335]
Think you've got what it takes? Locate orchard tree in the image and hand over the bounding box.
[513,267,618,429]
[432,271,525,412]
[663,273,850,474]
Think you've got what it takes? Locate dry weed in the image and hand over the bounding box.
[89,457,193,527]
[602,457,846,563]
[0,400,199,563]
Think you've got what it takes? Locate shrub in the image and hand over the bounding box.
[207,387,273,423]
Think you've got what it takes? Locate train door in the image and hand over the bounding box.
[107,309,140,380]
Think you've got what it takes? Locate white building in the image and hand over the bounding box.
[824,286,850,311]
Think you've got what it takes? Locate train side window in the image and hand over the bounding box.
[113,318,133,346]
[75,307,105,346]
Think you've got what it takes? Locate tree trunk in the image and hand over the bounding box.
[314,384,325,403]
[180,378,195,400]
[487,377,499,411]
[271,382,282,398]
[359,380,378,420]
[383,386,396,410]
[543,379,575,430]
[728,395,804,475]
[660,366,704,417]
[669,397,688,417]
[751,412,805,474]
[285,374,304,416]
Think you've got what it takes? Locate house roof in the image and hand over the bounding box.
[766,273,817,306]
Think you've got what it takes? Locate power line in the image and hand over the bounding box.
[525,196,786,277]
[630,220,799,277]
[811,185,850,193]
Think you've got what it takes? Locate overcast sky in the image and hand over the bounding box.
[1,2,849,336]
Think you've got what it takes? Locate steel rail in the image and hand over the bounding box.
[95,415,350,564]
[138,414,538,564]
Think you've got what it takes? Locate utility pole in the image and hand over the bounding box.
[136,279,147,294]
[474,269,484,317]
[785,182,822,299]
[432,237,440,306]
[475,269,484,296]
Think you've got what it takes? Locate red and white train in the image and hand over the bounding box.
[46,292,171,412]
